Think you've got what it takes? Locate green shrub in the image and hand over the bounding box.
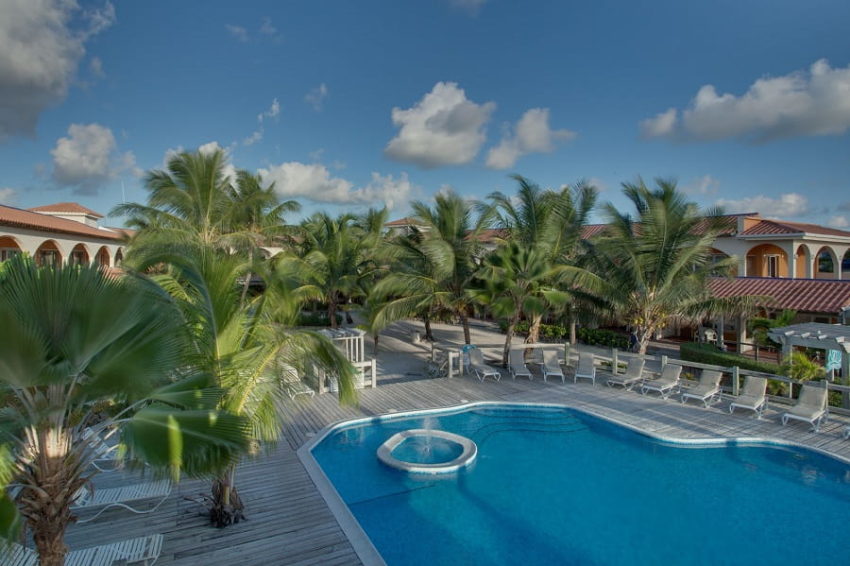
[577,328,629,349]
[679,342,781,374]
[297,312,343,326]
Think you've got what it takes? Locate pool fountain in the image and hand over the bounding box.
[377,428,476,474]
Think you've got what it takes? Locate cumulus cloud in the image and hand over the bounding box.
[259,17,277,36]
[828,215,849,229]
[682,175,720,196]
[225,24,248,42]
[385,82,495,168]
[243,98,280,146]
[0,0,115,141]
[0,188,17,205]
[716,193,808,217]
[305,83,328,111]
[50,123,136,194]
[486,108,575,169]
[89,56,105,78]
[161,141,236,182]
[641,59,850,143]
[259,162,415,209]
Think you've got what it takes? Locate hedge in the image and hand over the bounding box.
[298,312,344,326]
[499,321,629,349]
[679,342,781,374]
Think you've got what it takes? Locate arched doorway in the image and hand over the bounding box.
[95,246,111,267]
[746,244,788,278]
[814,246,839,279]
[35,240,62,267]
[842,249,850,280]
[0,236,23,262]
[114,249,124,267]
[69,243,90,266]
[795,244,811,278]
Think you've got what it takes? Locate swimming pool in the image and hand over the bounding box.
[305,404,850,566]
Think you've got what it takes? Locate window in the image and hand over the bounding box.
[766,255,779,278]
[0,248,20,261]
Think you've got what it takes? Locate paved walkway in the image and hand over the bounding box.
[65,320,850,566]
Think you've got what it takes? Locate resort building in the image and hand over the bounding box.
[0,202,129,268]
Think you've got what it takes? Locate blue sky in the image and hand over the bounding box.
[1,0,849,227]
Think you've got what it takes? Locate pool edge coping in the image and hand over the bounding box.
[297,400,850,566]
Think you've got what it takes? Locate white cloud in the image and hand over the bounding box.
[0,0,115,141]
[449,0,487,15]
[716,193,808,218]
[486,108,575,169]
[258,162,415,209]
[0,187,17,205]
[89,56,105,78]
[50,123,136,194]
[161,142,236,182]
[225,24,248,42]
[828,215,849,229]
[259,17,277,36]
[583,177,608,192]
[305,83,328,111]
[642,59,850,142]
[244,98,280,146]
[385,82,495,168]
[682,175,720,196]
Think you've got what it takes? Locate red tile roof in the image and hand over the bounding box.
[467,228,509,242]
[740,219,850,238]
[29,202,104,218]
[708,277,850,314]
[384,217,421,227]
[0,204,123,241]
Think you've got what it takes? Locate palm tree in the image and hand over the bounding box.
[295,212,383,328]
[0,257,248,565]
[373,190,495,344]
[576,179,754,354]
[474,241,570,365]
[748,309,797,347]
[488,175,597,343]
[112,148,233,247]
[129,243,357,526]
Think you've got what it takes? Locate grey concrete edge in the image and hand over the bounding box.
[298,399,850,566]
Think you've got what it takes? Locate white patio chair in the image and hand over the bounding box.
[844,425,850,440]
[542,350,565,383]
[680,369,723,408]
[508,348,533,380]
[468,348,501,382]
[280,363,315,400]
[1,534,163,566]
[81,426,122,472]
[781,383,829,432]
[728,375,768,418]
[606,357,646,390]
[573,352,596,385]
[640,364,682,399]
[73,479,172,523]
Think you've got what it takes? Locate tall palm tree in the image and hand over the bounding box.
[129,243,357,526]
[576,179,753,354]
[473,241,570,364]
[0,257,248,565]
[489,175,597,342]
[295,212,383,328]
[373,190,494,344]
[112,148,234,247]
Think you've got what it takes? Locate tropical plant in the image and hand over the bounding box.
[473,241,569,365]
[780,351,826,382]
[488,175,597,342]
[128,243,357,527]
[0,257,248,565]
[373,190,495,344]
[294,211,385,328]
[575,179,757,354]
[747,309,797,347]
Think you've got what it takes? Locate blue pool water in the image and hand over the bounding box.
[310,405,850,566]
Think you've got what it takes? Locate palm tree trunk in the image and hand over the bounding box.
[240,250,254,307]
[502,314,520,366]
[328,295,338,329]
[210,464,245,528]
[423,314,434,341]
[569,315,577,345]
[526,314,543,344]
[459,311,471,344]
[637,325,653,355]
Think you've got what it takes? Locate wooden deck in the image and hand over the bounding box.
[65,374,850,566]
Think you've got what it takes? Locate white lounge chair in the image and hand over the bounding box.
[280,363,315,400]
[606,357,646,390]
[82,426,123,472]
[844,425,850,440]
[508,348,533,380]
[542,350,565,383]
[468,348,501,382]
[573,352,596,385]
[640,364,682,399]
[680,369,723,407]
[728,375,768,418]
[73,479,172,523]
[1,534,164,566]
[781,383,829,432]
